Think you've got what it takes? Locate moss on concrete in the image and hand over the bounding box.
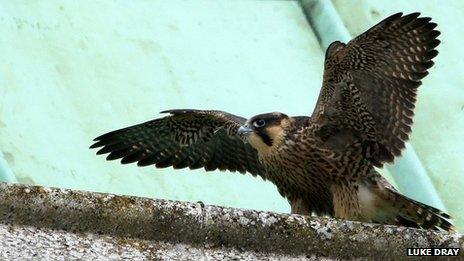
[0,183,461,260]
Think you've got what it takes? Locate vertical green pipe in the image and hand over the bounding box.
[0,152,17,183]
[299,0,446,210]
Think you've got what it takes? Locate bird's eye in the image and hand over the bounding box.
[253,119,266,128]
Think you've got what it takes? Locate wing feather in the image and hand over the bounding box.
[313,12,440,167]
[91,109,266,178]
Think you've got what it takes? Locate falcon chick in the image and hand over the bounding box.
[91,13,454,231]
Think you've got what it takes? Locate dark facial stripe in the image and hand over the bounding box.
[259,132,273,146]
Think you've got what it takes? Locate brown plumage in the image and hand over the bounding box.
[91,13,454,231]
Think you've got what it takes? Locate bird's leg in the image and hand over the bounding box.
[289,197,312,215]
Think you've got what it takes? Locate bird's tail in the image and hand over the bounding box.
[373,187,455,232]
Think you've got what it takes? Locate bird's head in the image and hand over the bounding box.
[238,112,293,154]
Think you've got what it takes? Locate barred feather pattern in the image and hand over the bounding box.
[313,12,440,167]
[367,172,454,231]
[90,110,264,175]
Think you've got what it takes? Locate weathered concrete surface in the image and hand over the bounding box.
[0,224,318,260]
[0,183,462,260]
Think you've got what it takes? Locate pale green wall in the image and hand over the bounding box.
[0,0,461,230]
[0,0,323,214]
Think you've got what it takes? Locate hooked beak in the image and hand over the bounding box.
[237,125,254,137]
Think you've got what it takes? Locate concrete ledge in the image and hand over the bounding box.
[0,224,315,260]
[0,183,462,259]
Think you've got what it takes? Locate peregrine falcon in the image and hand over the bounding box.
[91,13,454,231]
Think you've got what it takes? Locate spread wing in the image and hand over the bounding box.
[90,109,265,177]
[312,12,440,167]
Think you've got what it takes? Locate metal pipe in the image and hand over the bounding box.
[0,152,17,183]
